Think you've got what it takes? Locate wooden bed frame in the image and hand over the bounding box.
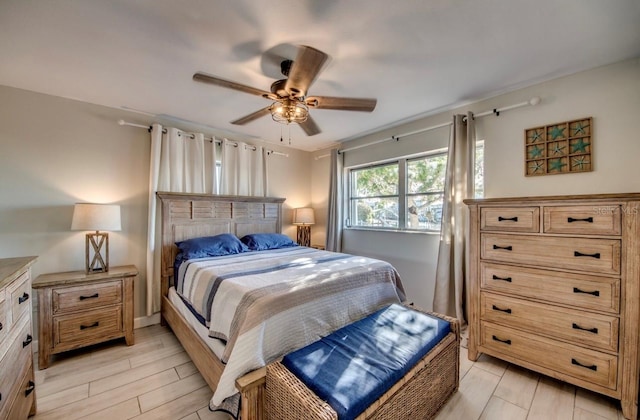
[157,192,286,420]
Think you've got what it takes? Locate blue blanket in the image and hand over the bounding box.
[282,304,450,420]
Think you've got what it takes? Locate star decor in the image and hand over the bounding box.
[573,122,588,135]
[529,145,544,158]
[549,125,566,140]
[529,161,544,173]
[529,130,543,143]
[548,158,567,172]
[572,156,588,170]
[571,138,590,153]
[551,143,566,155]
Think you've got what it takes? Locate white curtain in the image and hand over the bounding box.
[432,113,476,323]
[145,124,221,315]
[221,139,267,196]
[326,148,344,252]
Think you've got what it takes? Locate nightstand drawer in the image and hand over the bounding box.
[53,280,122,314]
[54,306,122,348]
[0,318,32,416]
[481,292,619,352]
[480,207,540,232]
[8,271,31,326]
[544,205,621,236]
[481,322,617,390]
[481,263,620,314]
[481,233,621,275]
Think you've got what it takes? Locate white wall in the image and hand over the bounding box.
[312,58,640,310]
[0,85,312,320]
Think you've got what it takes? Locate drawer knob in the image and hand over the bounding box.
[572,323,598,334]
[18,292,29,304]
[23,334,33,348]
[573,287,600,297]
[80,321,100,330]
[571,358,597,371]
[79,293,99,301]
[492,304,512,314]
[25,380,35,396]
[498,216,518,222]
[493,245,513,251]
[568,217,594,223]
[574,251,600,259]
[492,335,512,345]
[491,274,512,283]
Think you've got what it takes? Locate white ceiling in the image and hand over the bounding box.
[1,1,639,151]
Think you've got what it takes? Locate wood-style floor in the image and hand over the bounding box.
[32,324,626,420]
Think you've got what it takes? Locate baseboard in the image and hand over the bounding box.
[134,313,161,329]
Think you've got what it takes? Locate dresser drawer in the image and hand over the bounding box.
[0,289,6,345]
[481,263,620,314]
[481,292,619,352]
[544,205,621,236]
[7,270,31,326]
[0,318,33,416]
[54,306,122,349]
[53,280,122,314]
[481,322,617,389]
[481,207,540,232]
[4,362,35,420]
[481,233,621,275]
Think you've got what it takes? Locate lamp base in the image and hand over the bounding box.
[296,226,311,247]
[86,232,109,273]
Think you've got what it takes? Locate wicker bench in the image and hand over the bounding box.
[266,304,460,420]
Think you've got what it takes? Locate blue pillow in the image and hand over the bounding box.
[175,233,248,262]
[240,233,298,251]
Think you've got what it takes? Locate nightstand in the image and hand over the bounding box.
[33,265,137,369]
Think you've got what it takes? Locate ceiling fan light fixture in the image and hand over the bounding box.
[270,99,308,125]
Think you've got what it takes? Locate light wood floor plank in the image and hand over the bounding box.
[128,342,185,368]
[473,353,509,377]
[459,346,475,381]
[574,407,613,420]
[131,386,212,420]
[138,372,207,412]
[493,364,539,410]
[527,376,576,420]
[575,388,621,420]
[37,383,89,413]
[36,359,131,398]
[175,361,199,379]
[180,414,200,420]
[434,366,501,420]
[479,396,528,420]
[81,398,141,420]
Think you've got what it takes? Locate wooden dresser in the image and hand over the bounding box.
[0,256,37,420]
[465,193,640,420]
[33,265,136,369]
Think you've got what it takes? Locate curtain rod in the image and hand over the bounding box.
[314,96,540,160]
[117,120,288,157]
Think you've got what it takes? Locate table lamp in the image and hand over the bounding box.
[71,203,121,273]
[293,207,315,247]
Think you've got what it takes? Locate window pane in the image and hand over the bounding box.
[351,197,399,228]
[407,155,447,194]
[351,163,398,197]
[407,194,444,230]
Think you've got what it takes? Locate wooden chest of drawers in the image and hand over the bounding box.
[465,194,640,420]
[33,265,137,369]
[0,257,37,420]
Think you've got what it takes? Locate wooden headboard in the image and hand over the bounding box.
[157,192,285,296]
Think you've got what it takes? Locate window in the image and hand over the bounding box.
[347,142,484,231]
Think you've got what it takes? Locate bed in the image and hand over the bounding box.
[157,192,406,419]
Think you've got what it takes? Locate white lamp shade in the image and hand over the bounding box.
[71,203,122,231]
[293,207,315,225]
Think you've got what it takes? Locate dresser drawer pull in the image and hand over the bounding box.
[572,323,598,334]
[492,335,512,345]
[571,358,597,371]
[25,380,35,396]
[492,245,513,251]
[0,322,2,331]
[573,287,600,297]
[574,251,600,259]
[79,293,99,301]
[498,216,518,222]
[80,321,100,330]
[491,305,512,314]
[18,292,29,304]
[491,274,512,282]
[23,334,33,347]
[568,217,594,223]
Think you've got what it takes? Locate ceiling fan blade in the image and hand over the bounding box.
[230,106,272,125]
[285,46,329,98]
[299,115,321,136]
[307,96,377,112]
[193,72,273,98]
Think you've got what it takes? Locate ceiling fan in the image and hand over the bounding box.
[193,45,377,136]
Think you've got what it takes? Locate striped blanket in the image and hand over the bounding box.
[175,246,406,406]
